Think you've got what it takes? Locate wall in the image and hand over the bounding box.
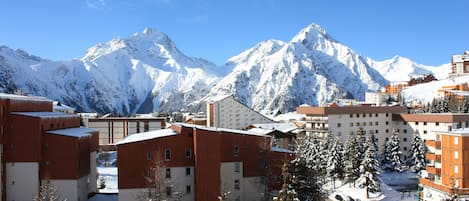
[243,177,265,201]
[220,162,243,201]
[6,162,39,201]
[49,177,88,201]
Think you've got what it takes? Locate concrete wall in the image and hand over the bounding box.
[49,178,87,201]
[89,151,98,194]
[243,177,265,201]
[220,162,243,201]
[6,162,39,201]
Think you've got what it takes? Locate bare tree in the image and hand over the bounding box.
[136,159,183,201]
[34,180,67,201]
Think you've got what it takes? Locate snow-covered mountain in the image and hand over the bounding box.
[0,24,449,115]
[0,28,220,115]
[200,24,389,113]
[367,56,450,82]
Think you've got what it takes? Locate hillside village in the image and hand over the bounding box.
[0,51,468,201]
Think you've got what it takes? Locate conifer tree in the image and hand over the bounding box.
[358,135,381,198]
[273,163,299,201]
[327,137,345,188]
[345,132,361,186]
[291,135,325,201]
[386,131,404,172]
[408,133,426,173]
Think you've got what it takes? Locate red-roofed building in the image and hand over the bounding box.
[0,93,98,201]
[116,123,293,201]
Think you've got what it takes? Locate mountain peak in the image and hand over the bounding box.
[143,27,154,35]
[290,22,337,45]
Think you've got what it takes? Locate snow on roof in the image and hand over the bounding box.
[206,94,232,103]
[173,123,272,137]
[251,122,298,133]
[452,54,469,63]
[47,127,97,138]
[271,146,295,154]
[0,93,51,102]
[53,101,75,111]
[11,112,78,119]
[116,129,178,145]
[247,128,274,135]
[271,112,305,122]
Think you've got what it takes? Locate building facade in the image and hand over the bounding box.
[207,95,273,130]
[0,93,98,201]
[449,51,469,78]
[88,117,165,146]
[117,123,292,201]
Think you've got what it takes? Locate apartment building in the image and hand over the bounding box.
[419,128,469,200]
[296,104,408,152]
[449,51,469,78]
[207,95,273,130]
[116,123,292,201]
[0,93,98,201]
[88,116,165,146]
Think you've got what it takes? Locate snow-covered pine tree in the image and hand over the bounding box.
[408,133,426,173]
[358,134,381,198]
[345,132,361,186]
[327,137,345,188]
[356,128,367,160]
[291,135,325,201]
[387,130,404,172]
[381,137,391,167]
[34,180,66,201]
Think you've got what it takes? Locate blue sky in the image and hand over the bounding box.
[0,0,467,66]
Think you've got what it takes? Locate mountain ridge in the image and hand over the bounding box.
[0,24,450,115]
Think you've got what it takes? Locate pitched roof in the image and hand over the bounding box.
[116,129,178,145]
[46,127,97,138]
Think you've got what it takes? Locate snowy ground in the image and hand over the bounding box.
[328,171,419,201]
[89,151,119,200]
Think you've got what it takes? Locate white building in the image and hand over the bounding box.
[207,95,273,129]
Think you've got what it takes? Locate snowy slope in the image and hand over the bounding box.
[201,23,389,114]
[0,29,221,115]
[402,75,469,104]
[367,56,451,82]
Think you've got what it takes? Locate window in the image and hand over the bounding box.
[455,151,459,159]
[350,114,353,118]
[455,137,459,145]
[234,180,240,190]
[415,122,419,125]
[186,167,191,176]
[375,113,378,117]
[350,131,354,135]
[403,129,407,133]
[386,129,389,133]
[146,151,152,161]
[423,130,427,134]
[363,122,366,126]
[403,121,407,125]
[186,148,192,158]
[436,122,440,126]
[356,114,359,118]
[423,122,427,125]
[369,113,372,117]
[165,149,171,161]
[386,113,389,117]
[386,121,389,125]
[337,123,341,127]
[375,122,379,126]
[403,137,407,142]
[234,145,240,157]
[375,130,379,134]
[186,185,191,194]
[234,163,240,172]
[403,147,407,151]
[356,122,360,126]
[455,165,459,174]
[165,168,171,178]
[350,122,354,127]
[362,114,366,117]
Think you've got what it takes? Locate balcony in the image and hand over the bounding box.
[425,153,441,163]
[426,166,441,176]
[425,140,441,149]
[420,178,469,195]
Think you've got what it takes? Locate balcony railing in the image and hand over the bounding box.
[425,140,441,149]
[426,166,441,176]
[425,153,441,162]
